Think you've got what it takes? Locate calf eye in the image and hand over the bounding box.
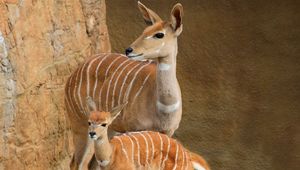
[101,123,107,127]
[153,33,164,39]
[88,122,91,126]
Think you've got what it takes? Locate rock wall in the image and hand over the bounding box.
[0,0,110,169]
[106,0,300,170]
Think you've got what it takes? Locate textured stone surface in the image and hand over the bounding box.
[0,0,109,169]
[107,0,300,170]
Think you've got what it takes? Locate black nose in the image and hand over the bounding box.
[125,47,133,56]
[89,132,96,138]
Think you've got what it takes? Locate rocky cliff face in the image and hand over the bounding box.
[0,0,110,169]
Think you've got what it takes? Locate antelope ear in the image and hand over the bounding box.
[109,102,128,122]
[138,1,162,25]
[170,3,183,36]
[86,96,97,112]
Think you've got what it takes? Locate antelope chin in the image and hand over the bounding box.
[90,135,98,140]
[128,53,145,61]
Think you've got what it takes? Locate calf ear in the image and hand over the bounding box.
[110,102,128,122]
[138,1,162,25]
[170,3,183,36]
[86,96,97,112]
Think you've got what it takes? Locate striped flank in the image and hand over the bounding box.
[109,131,206,170]
[65,53,156,117]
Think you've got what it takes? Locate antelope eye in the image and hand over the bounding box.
[101,123,107,127]
[154,33,164,39]
[88,122,91,126]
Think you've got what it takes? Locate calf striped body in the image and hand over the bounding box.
[87,109,210,170]
[106,131,209,170]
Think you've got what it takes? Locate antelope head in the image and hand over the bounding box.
[125,1,183,61]
[86,97,127,141]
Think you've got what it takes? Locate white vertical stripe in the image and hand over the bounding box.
[92,54,109,99]
[105,56,122,78]
[98,56,122,110]
[123,61,152,103]
[111,60,135,107]
[105,59,129,111]
[66,75,78,118]
[161,135,171,169]
[157,132,163,169]
[181,145,185,170]
[118,62,144,105]
[144,132,155,164]
[78,61,89,114]
[65,97,80,120]
[172,142,179,170]
[130,134,141,166]
[65,76,80,120]
[115,136,129,160]
[185,151,189,170]
[86,57,99,98]
[73,68,83,114]
[132,72,151,104]
[138,132,149,166]
[124,134,135,163]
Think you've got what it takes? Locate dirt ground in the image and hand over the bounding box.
[107,0,300,169]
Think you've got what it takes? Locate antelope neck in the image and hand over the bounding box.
[94,133,112,167]
[156,44,181,113]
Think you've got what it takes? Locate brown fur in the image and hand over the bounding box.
[65,2,184,169]
[143,22,168,36]
[88,110,209,170]
[89,111,110,124]
[190,152,210,170]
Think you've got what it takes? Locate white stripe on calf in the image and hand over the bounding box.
[157,132,163,169]
[115,136,129,160]
[185,151,189,170]
[181,146,185,170]
[161,135,171,169]
[130,134,141,166]
[144,132,155,164]
[172,142,179,170]
[124,134,135,163]
[138,132,149,166]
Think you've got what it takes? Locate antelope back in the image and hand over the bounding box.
[111,131,195,170]
[65,54,156,117]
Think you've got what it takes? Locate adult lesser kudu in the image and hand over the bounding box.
[65,2,183,169]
